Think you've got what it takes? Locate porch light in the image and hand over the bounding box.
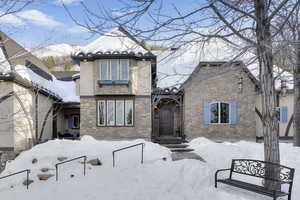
[281,79,287,96]
[238,76,243,92]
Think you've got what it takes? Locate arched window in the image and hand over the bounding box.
[210,102,230,124]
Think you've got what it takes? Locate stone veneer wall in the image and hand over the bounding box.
[183,65,257,139]
[80,96,151,140]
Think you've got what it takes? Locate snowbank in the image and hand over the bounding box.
[0,137,299,200]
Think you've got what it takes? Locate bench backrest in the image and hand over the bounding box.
[231,159,294,183]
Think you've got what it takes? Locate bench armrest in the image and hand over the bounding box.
[215,168,231,182]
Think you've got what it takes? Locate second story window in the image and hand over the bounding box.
[99,59,129,81]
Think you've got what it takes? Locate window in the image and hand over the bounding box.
[98,101,106,126]
[99,59,129,81]
[125,100,134,126]
[210,102,230,124]
[100,60,109,80]
[67,115,80,129]
[107,100,115,126]
[73,115,80,128]
[116,100,125,126]
[97,99,134,126]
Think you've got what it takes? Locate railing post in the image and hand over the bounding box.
[26,170,30,190]
[113,152,115,168]
[55,164,58,181]
[83,156,86,176]
[141,144,144,164]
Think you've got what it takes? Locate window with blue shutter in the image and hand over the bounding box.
[229,101,237,124]
[280,106,288,123]
[203,101,210,124]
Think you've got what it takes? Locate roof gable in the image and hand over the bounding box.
[81,27,149,54]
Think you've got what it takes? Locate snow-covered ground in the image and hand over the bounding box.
[0,136,299,200]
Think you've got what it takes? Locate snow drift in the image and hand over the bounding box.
[0,136,299,200]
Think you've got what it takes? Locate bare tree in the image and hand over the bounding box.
[64,0,299,189]
[274,0,300,146]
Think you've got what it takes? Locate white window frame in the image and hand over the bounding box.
[116,100,125,126]
[107,100,116,126]
[99,59,129,81]
[97,100,106,126]
[125,100,134,126]
[97,99,134,127]
[209,102,231,124]
[99,60,109,80]
[119,59,129,80]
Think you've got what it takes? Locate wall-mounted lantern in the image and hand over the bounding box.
[238,76,243,92]
[281,79,287,96]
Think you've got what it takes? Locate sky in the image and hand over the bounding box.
[0,0,122,48]
[0,0,202,48]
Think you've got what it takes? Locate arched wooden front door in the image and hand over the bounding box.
[159,105,174,136]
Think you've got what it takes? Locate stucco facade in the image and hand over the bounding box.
[0,82,54,152]
[182,63,258,139]
[0,31,56,152]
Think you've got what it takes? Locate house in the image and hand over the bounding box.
[0,27,295,154]
[72,27,156,140]
[0,31,79,153]
[153,40,294,142]
[74,27,294,143]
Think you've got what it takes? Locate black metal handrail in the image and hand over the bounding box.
[0,169,30,189]
[55,156,87,181]
[112,143,144,168]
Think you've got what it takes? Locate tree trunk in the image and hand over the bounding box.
[294,32,300,146]
[254,0,280,190]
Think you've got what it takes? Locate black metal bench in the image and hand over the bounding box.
[215,159,295,200]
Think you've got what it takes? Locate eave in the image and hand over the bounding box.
[71,51,156,62]
[0,72,62,102]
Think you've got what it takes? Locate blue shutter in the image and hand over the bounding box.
[67,116,74,128]
[280,106,288,123]
[203,101,210,124]
[229,101,237,124]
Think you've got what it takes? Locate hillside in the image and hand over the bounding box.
[31,43,81,58]
[31,43,81,71]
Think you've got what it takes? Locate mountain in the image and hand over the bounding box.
[31,43,81,71]
[31,43,81,58]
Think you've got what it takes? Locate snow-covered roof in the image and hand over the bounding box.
[15,65,79,103]
[156,38,294,90]
[0,48,10,73]
[80,27,148,54]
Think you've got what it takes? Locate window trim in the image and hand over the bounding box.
[73,115,80,129]
[97,100,106,126]
[209,101,231,124]
[99,59,129,81]
[125,100,134,126]
[106,100,116,126]
[97,99,134,127]
[116,100,125,126]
